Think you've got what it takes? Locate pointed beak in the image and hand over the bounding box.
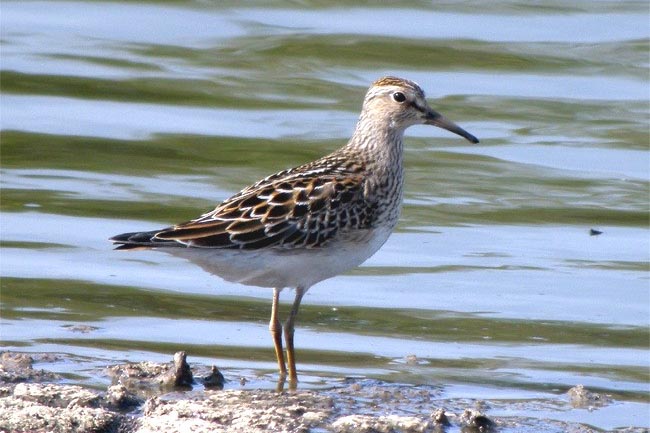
[424,109,479,144]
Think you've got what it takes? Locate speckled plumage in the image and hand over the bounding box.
[156,153,374,250]
[110,76,479,385]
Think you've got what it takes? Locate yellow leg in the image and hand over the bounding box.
[284,287,305,386]
[269,287,287,378]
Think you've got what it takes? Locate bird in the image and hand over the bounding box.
[110,76,479,387]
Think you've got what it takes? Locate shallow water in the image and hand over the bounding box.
[1,1,649,431]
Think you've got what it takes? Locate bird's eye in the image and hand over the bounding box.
[392,92,406,103]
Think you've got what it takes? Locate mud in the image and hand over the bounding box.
[0,351,642,433]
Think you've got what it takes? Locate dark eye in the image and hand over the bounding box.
[392,92,406,103]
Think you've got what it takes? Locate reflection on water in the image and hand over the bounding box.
[1,1,649,430]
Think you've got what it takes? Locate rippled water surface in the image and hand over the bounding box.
[1,1,649,431]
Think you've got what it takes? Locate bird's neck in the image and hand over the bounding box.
[343,112,406,226]
[346,112,405,169]
[343,113,406,216]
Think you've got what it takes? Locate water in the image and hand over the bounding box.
[1,1,648,430]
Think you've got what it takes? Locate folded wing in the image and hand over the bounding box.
[150,170,373,249]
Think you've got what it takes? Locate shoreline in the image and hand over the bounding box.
[0,351,639,433]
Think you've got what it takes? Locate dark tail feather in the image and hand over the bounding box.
[110,229,180,250]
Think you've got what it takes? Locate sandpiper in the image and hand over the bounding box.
[110,76,479,385]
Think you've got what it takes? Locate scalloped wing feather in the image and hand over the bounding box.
[154,171,373,250]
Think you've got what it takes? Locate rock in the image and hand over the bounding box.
[332,414,431,433]
[13,383,100,408]
[0,351,60,384]
[137,389,333,433]
[108,361,169,380]
[105,384,143,410]
[459,408,494,432]
[0,383,119,433]
[405,354,419,365]
[202,365,226,390]
[158,351,193,388]
[431,408,450,425]
[1,352,33,371]
[107,351,194,397]
[567,384,611,409]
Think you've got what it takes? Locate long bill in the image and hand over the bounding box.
[424,109,479,144]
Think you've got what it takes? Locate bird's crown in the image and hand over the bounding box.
[371,76,425,98]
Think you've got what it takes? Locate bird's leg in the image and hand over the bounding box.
[284,286,306,387]
[269,287,287,379]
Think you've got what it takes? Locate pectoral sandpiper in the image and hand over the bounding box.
[111,76,479,386]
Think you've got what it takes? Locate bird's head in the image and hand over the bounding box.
[362,76,479,143]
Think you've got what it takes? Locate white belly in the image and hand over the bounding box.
[165,227,393,290]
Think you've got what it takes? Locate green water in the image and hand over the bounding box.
[1,1,649,430]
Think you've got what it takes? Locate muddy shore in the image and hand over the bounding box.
[0,351,641,433]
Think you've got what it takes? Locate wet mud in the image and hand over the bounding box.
[0,352,642,433]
